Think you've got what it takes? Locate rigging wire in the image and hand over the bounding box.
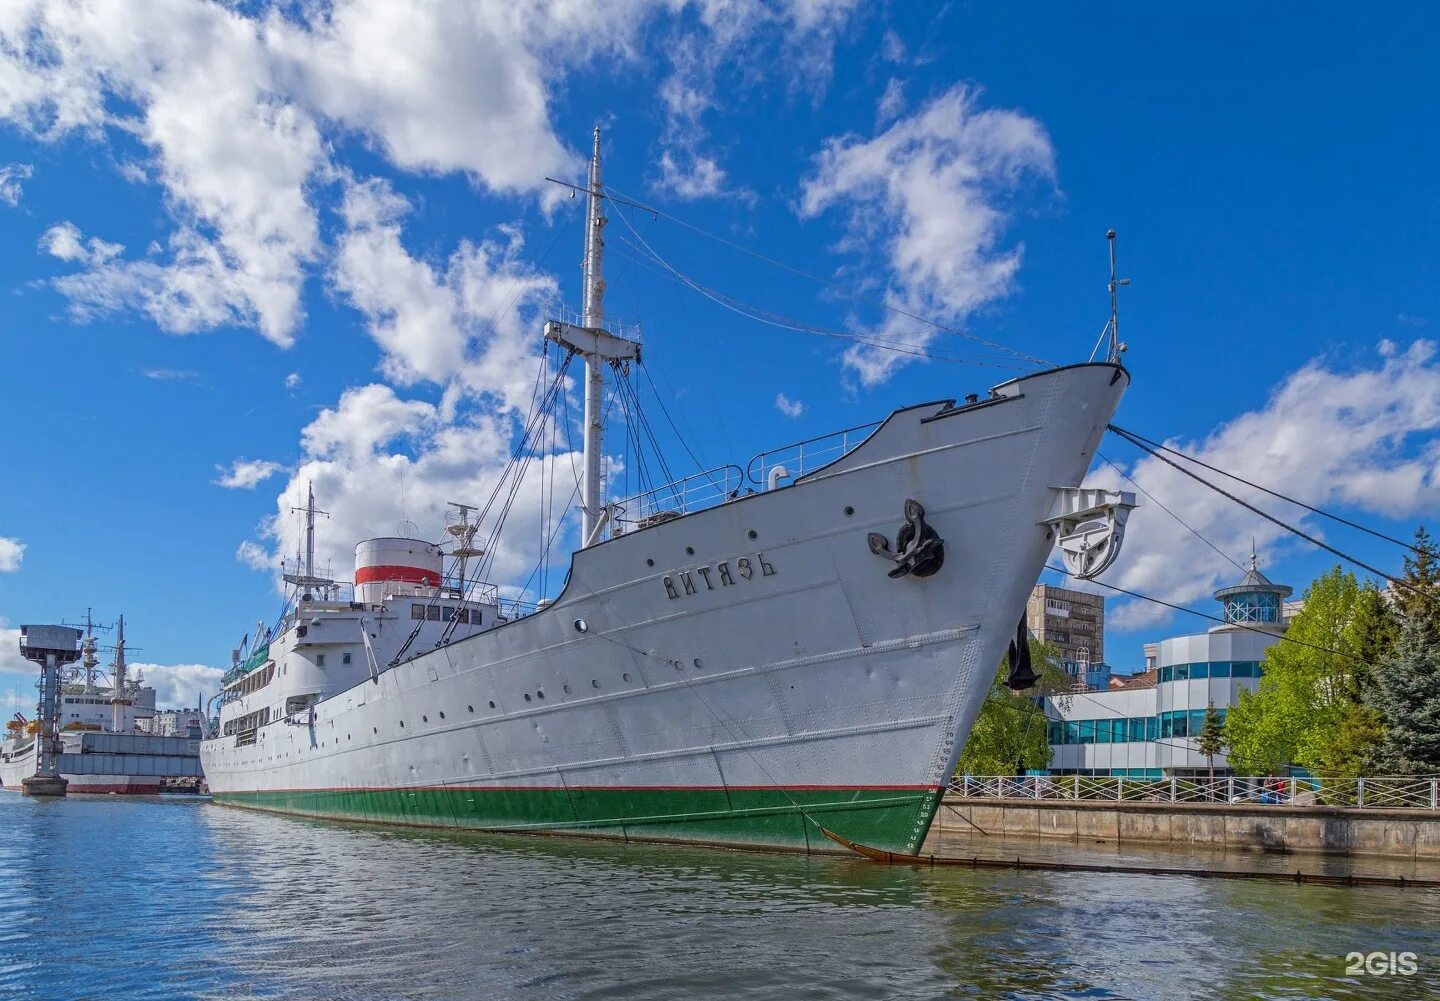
[1040,564,1366,665]
[1110,424,1423,555]
[1107,425,1436,603]
[604,208,1033,373]
[554,176,1051,368]
[1097,451,1248,574]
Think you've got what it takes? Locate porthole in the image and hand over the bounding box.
[422,715,428,723]
[468,705,474,712]
[591,679,600,689]
[693,658,703,669]
[686,546,695,556]
[563,683,572,694]
[574,618,589,633]
[439,711,445,720]
[844,506,855,517]
[489,701,496,708]
[646,558,654,567]
[400,720,406,728]
[372,727,377,734]
[748,529,758,540]
[537,690,545,700]
[623,672,632,683]
[524,693,532,702]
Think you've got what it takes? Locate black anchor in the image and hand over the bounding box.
[867,499,945,579]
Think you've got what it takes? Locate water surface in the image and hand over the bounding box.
[0,794,1435,999]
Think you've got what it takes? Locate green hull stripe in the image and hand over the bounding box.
[212,785,945,853]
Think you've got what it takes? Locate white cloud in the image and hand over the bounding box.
[0,538,24,572]
[655,149,730,201]
[214,459,285,490]
[332,175,557,407]
[774,393,806,418]
[876,77,905,126]
[39,221,121,265]
[134,662,224,709]
[284,371,301,390]
[0,618,28,675]
[142,368,199,382]
[242,382,584,594]
[1098,340,1440,631]
[800,84,1055,385]
[0,162,33,205]
[2,1,864,349]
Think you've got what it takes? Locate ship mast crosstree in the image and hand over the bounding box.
[543,128,641,548]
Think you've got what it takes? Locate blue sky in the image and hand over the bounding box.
[1,3,1438,706]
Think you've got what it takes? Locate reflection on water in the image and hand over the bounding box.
[0,794,1435,1000]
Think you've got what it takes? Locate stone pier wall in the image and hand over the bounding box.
[936,797,1440,859]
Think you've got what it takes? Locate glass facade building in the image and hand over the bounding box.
[1043,556,1292,778]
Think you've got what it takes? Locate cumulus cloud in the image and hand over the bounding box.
[774,393,806,418]
[0,163,33,205]
[284,371,301,390]
[242,382,584,594]
[0,538,24,572]
[332,176,557,407]
[2,1,863,348]
[134,662,224,709]
[39,221,122,265]
[214,459,285,490]
[800,84,1055,385]
[1097,340,1440,631]
[0,619,25,675]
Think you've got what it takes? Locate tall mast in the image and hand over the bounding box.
[544,127,641,548]
[284,481,334,598]
[1106,229,1129,363]
[109,614,129,733]
[581,128,608,543]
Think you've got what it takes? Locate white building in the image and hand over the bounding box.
[139,708,204,737]
[1045,556,1292,778]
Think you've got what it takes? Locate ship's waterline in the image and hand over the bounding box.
[210,783,943,851]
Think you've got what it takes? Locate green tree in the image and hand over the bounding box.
[1371,529,1440,772]
[1194,701,1225,782]
[956,639,1067,776]
[1223,566,1385,775]
[1345,584,1399,699]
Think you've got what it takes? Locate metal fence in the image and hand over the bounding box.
[948,775,1440,810]
[612,465,745,531]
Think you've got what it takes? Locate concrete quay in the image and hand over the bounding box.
[936,796,1440,860]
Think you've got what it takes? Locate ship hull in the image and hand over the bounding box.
[204,363,1128,854]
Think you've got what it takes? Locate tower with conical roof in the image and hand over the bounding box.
[1213,546,1293,633]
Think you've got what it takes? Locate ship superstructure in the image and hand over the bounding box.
[201,130,1137,854]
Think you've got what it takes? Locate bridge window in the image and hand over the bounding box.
[426,606,441,621]
[411,604,425,620]
[343,653,352,665]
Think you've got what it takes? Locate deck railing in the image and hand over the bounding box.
[611,465,745,532]
[745,421,882,488]
[948,775,1440,810]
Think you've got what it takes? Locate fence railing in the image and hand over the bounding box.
[948,775,1440,810]
[745,420,882,488]
[612,465,745,532]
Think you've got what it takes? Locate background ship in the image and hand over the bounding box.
[2,616,203,795]
[201,132,1135,854]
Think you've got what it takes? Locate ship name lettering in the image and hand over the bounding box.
[664,553,776,599]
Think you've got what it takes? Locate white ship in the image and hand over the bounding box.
[201,132,1136,854]
[2,617,204,795]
